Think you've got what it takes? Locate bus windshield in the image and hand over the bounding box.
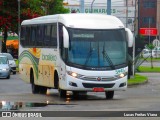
[67,28,127,70]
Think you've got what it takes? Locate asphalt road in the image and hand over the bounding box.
[0,73,160,119]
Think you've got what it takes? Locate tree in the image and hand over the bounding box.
[0,0,44,52]
[0,0,69,52]
[146,43,155,69]
[42,0,69,15]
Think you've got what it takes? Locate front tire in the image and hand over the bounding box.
[105,91,114,99]
[39,86,47,94]
[30,70,39,94]
[59,89,66,98]
[6,74,10,79]
[31,82,40,94]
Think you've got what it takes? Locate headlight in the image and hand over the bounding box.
[2,68,9,71]
[115,72,127,78]
[71,72,78,77]
[2,101,6,106]
[119,73,125,78]
[67,71,82,78]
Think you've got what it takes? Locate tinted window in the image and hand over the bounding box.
[0,53,13,60]
[20,23,57,48]
[51,24,57,47]
[44,25,51,46]
[20,26,26,47]
[36,25,44,47]
[30,26,36,46]
[0,57,8,64]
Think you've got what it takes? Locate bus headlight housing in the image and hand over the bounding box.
[71,72,78,77]
[67,71,82,78]
[115,72,128,78]
[2,68,9,71]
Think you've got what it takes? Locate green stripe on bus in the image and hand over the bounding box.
[19,51,39,79]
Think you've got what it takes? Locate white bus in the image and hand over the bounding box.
[19,14,133,99]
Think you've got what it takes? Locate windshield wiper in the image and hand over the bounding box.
[84,48,94,66]
[102,45,115,69]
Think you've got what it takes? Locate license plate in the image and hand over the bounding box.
[93,88,104,92]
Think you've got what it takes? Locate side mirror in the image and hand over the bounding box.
[63,26,69,48]
[125,28,133,47]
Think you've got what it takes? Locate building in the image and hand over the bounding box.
[63,0,136,32]
[137,0,158,44]
[157,0,160,39]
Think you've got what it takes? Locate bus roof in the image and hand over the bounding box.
[21,13,124,29]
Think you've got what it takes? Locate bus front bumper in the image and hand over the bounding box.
[62,74,127,92]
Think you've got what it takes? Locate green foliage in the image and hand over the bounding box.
[146,43,155,50]
[145,43,156,68]
[138,66,160,72]
[139,34,145,41]
[0,0,69,33]
[147,58,160,61]
[128,74,147,85]
[0,0,69,52]
[42,0,69,15]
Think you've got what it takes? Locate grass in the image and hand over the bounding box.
[141,57,160,62]
[138,66,160,72]
[150,58,160,61]
[128,74,148,85]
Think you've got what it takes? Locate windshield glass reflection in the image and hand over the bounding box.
[68,28,127,69]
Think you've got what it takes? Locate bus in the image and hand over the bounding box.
[19,14,133,99]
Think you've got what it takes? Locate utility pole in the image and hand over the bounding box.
[126,0,128,27]
[80,0,84,13]
[149,18,151,44]
[132,0,137,78]
[18,0,21,61]
[18,0,21,38]
[107,0,111,15]
[138,0,140,35]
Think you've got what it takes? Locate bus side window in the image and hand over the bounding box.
[44,25,51,47]
[20,26,26,47]
[51,24,57,47]
[59,24,66,61]
[37,25,44,47]
[30,26,36,47]
[26,27,31,47]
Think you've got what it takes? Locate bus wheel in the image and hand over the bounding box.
[13,71,16,75]
[59,89,66,98]
[30,71,39,94]
[31,83,40,94]
[39,86,47,94]
[105,91,114,99]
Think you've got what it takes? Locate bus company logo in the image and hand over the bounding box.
[97,77,101,81]
[2,112,11,117]
[42,54,57,61]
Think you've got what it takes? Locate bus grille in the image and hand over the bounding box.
[80,76,118,81]
[82,83,115,88]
